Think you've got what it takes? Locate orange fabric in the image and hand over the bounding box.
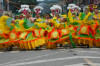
[9,29,18,41]
[19,32,29,40]
[79,25,89,35]
[33,29,40,37]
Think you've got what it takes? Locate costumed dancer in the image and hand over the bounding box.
[18,5,31,16]
[46,5,62,49]
[93,8,100,47]
[0,13,19,50]
[18,5,46,50]
[34,6,44,23]
[46,5,71,49]
[76,7,95,47]
[93,8,100,24]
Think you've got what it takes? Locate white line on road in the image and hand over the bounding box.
[10,51,20,53]
[77,50,100,54]
[0,52,3,54]
[0,51,20,54]
[64,63,100,66]
[0,50,69,66]
[5,56,100,66]
[84,58,96,66]
[90,48,100,50]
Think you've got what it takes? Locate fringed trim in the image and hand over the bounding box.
[19,38,45,50]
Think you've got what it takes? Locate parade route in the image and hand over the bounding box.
[0,48,100,66]
[0,0,100,66]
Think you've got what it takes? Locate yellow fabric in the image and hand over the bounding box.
[24,42,28,49]
[19,20,26,31]
[35,23,48,28]
[61,15,67,18]
[93,13,100,24]
[81,12,93,25]
[36,18,42,22]
[68,10,73,23]
[0,16,10,34]
[11,23,14,26]
[32,41,35,49]
[15,19,19,22]
[28,42,32,50]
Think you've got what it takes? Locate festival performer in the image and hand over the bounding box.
[84,9,89,15]
[55,13,62,23]
[26,13,36,23]
[93,8,100,24]
[15,15,19,21]
[93,9,100,47]
[72,13,79,20]
[18,5,31,16]
[0,13,20,50]
[15,4,34,31]
[0,13,15,34]
[44,13,52,25]
[35,14,44,23]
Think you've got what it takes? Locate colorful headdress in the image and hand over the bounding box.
[67,4,81,12]
[34,6,43,14]
[67,4,76,10]
[18,4,31,15]
[87,4,97,12]
[50,5,62,16]
[50,7,55,16]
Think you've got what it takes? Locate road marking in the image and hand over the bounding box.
[6,56,100,66]
[0,51,20,54]
[64,63,84,66]
[84,58,96,66]
[0,52,3,54]
[64,63,100,66]
[90,48,100,50]
[76,50,100,54]
[10,51,20,53]
[0,50,69,66]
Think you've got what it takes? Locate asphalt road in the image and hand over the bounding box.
[0,48,100,66]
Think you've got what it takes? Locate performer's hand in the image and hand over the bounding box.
[93,17,98,20]
[11,19,16,24]
[31,21,34,23]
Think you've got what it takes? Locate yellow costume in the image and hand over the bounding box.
[0,16,10,34]
[93,13,100,24]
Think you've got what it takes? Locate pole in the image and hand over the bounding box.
[7,0,9,12]
[1,0,3,9]
[0,0,1,9]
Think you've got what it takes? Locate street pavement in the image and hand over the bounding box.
[0,48,100,66]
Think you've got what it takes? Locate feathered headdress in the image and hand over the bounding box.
[87,4,97,12]
[34,6,43,14]
[67,4,81,12]
[50,5,62,16]
[18,4,31,15]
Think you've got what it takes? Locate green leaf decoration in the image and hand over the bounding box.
[80,13,86,20]
[23,19,29,29]
[15,21,20,28]
[26,19,35,28]
[69,33,76,48]
[6,17,12,27]
[70,22,79,25]
[88,14,93,21]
